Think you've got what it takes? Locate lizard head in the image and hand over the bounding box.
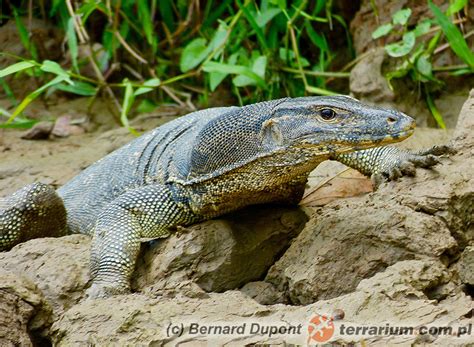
[260,95,415,155]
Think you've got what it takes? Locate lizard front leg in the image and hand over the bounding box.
[86,184,197,298]
[332,145,453,186]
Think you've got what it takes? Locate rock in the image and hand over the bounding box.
[133,206,308,294]
[0,235,91,321]
[458,246,474,286]
[266,199,457,304]
[0,270,52,347]
[21,121,54,140]
[350,47,395,103]
[50,260,471,346]
[52,115,86,137]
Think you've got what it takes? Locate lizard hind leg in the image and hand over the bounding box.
[86,184,197,299]
[0,182,68,251]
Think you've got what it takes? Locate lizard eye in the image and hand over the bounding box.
[320,108,336,120]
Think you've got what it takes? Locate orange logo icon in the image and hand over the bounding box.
[308,315,335,343]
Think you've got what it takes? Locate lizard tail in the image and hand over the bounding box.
[0,182,68,251]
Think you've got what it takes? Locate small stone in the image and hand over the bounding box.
[52,115,85,138]
[21,122,54,140]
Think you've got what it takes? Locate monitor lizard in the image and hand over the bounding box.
[0,96,449,298]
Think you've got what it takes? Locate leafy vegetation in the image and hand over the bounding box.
[0,0,353,131]
[0,0,472,130]
[371,0,473,128]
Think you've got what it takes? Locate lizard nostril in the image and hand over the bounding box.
[387,116,397,125]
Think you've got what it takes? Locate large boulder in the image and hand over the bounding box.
[133,206,307,294]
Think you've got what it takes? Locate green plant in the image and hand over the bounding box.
[0,0,353,131]
[371,0,474,128]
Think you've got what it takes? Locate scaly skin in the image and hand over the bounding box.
[0,96,449,298]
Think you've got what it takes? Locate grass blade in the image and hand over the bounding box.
[429,1,474,69]
[56,81,97,96]
[236,0,268,51]
[0,61,35,78]
[425,88,446,129]
[66,17,79,72]
[120,79,139,135]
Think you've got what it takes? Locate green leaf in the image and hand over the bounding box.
[207,21,229,57]
[157,0,174,31]
[120,79,139,135]
[253,55,267,78]
[56,81,97,96]
[76,1,103,22]
[413,20,431,37]
[429,1,474,69]
[136,99,157,113]
[385,61,410,90]
[385,31,415,57]
[0,78,16,105]
[415,54,433,81]
[305,23,330,52]
[255,8,281,27]
[0,112,36,129]
[137,0,156,52]
[446,0,467,16]
[202,62,266,88]
[372,23,393,39]
[66,17,79,72]
[208,53,238,91]
[209,71,226,91]
[236,0,268,51]
[40,60,71,83]
[392,8,412,26]
[233,55,267,87]
[279,48,310,67]
[0,106,36,129]
[134,78,161,96]
[269,0,286,10]
[0,61,35,78]
[450,68,471,76]
[180,38,209,72]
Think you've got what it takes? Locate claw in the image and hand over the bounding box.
[85,282,130,300]
[388,166,402,180]
[409,154,440,168]
[371,173,385,189]
[417,144,456,156]
[399,161,416,176]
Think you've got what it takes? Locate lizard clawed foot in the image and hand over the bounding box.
[85,281,130,300]
[371,145,454,188]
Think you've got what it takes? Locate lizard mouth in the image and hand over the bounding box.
[353,128,415,148]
